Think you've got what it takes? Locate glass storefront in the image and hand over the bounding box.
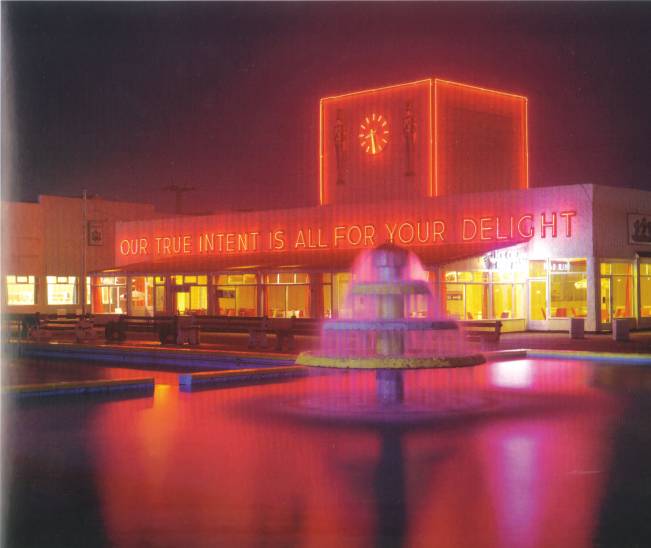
[265,273,310,318]
[6,275,36,306]
[83,255,651,329]
[214,273,257,316]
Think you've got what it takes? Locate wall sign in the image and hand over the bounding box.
[88,221,104,246]
[628,213,651,245]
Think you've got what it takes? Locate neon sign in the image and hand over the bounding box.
[117,210,577,259]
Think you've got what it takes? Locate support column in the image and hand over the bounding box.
[310,274,324,319]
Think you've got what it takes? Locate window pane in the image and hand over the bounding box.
[600,263,611,275]
[278,273,293,284]
[492,271,514,283]
[530,280,547,320]
[323,283,332,318]
[287,285,309,317]
[155,276,166,285]
[493,284,513,319]
[465,284,487,320]
[184,275,197,284]
[48,283,76,305]
[529,260,546,277]
[155,286,166,313]
[569,259,587,273]
[266,286,286,317]
[47,276,55,283]
[514,284,525,318]
[444,283,464,320]
[189,285,207,314]
[612,263,632,276]
[333,273,352,318]
[237,286,257,316]
[641,276,651,317]
[217,286,236,316]
[550,273,587,318]
[7,281,35,305]
[612,275,633,318]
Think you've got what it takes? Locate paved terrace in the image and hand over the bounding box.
[8,328,651,357]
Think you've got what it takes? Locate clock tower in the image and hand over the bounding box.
[319,78,528,205]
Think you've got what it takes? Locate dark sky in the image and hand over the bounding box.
[3,1,651,213]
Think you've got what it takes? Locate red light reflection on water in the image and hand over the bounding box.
[89,360,618,547]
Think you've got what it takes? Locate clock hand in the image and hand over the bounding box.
[370,130,377,154]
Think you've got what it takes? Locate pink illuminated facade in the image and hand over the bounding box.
[4,79,651,332]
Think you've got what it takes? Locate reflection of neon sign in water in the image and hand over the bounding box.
[491,360,534,388]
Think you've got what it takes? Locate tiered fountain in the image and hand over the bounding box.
[296,243,485,371]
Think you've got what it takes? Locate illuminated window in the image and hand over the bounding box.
[86,276,91,305]
[332,273,352,318]
[641,263,651,319]
[130,276,155,317]
[6,275,36,306]
[171,274,207,315]
[152,276,166,314]
[600,261,634,322]
[46,276,78,305]
[323,276,333,318]
[92,276,127,314]
[265,272,310,318]
[550,259,587,318]
[215,273,258,317]
[442,270,525,320]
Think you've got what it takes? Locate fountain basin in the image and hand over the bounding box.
[295,351,486,369]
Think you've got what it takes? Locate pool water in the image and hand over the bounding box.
[4,357,651,547]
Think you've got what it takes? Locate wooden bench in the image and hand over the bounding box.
[458,320,502,344]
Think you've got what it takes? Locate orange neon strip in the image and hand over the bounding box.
[320,78,432,102]
[432,80,437,197]
[319,99,324,205]
[524,98,529,188]
[434,78,528,101]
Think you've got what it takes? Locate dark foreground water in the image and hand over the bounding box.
[4,357,651,548]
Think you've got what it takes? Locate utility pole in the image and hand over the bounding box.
[81,189,88,316]
[162,185,196,214]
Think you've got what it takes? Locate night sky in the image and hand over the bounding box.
[3,2,651,213]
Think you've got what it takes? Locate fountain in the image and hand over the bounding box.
[296,244,485,370]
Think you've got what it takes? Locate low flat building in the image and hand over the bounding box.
[4,79,651,332]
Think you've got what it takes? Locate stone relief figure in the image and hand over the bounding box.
[334,109,346,185]
[403,102,416,176]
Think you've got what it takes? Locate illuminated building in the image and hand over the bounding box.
[3,79,651,332]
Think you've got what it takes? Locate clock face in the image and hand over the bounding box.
[358,113,389,155]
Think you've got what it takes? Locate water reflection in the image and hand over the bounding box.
[5,358,648,547]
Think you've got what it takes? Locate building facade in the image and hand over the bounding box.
[4,79,651,332]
